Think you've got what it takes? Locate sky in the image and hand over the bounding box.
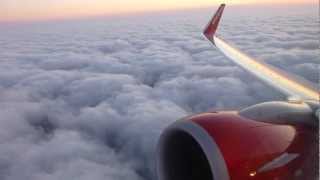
[0,4,318,180]
[0,0,316,22]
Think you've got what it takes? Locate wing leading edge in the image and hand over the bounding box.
[204,4,319,102]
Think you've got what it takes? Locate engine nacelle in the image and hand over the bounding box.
[157,110,318,180]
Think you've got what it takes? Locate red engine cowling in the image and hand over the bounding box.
[157,111,318,180]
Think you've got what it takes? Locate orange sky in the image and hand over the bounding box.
[0,0,316,22]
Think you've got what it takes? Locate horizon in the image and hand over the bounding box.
[1,0,316,23]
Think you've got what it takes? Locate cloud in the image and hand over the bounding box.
[0,5,318,180]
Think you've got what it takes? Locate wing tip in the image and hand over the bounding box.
[203,4,226,43]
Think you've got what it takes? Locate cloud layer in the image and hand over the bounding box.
[0,5,318,180]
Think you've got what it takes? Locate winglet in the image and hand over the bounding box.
[203,4,226,43]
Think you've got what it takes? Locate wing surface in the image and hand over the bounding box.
[204,4,319,102]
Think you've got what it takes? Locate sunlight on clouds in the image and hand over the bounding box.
[0,0,316,22]
[0,4,317,180]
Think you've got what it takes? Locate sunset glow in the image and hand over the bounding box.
[0,0,316,22]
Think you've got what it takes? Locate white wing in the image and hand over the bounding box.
[204,4,319,102]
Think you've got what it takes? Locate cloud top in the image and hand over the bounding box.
[0,5,318,180]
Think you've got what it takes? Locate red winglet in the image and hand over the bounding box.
[203,4,226,43]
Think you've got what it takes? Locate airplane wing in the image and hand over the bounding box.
[204,4,319,102]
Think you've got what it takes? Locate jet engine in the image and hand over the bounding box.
[157,102,318,180]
